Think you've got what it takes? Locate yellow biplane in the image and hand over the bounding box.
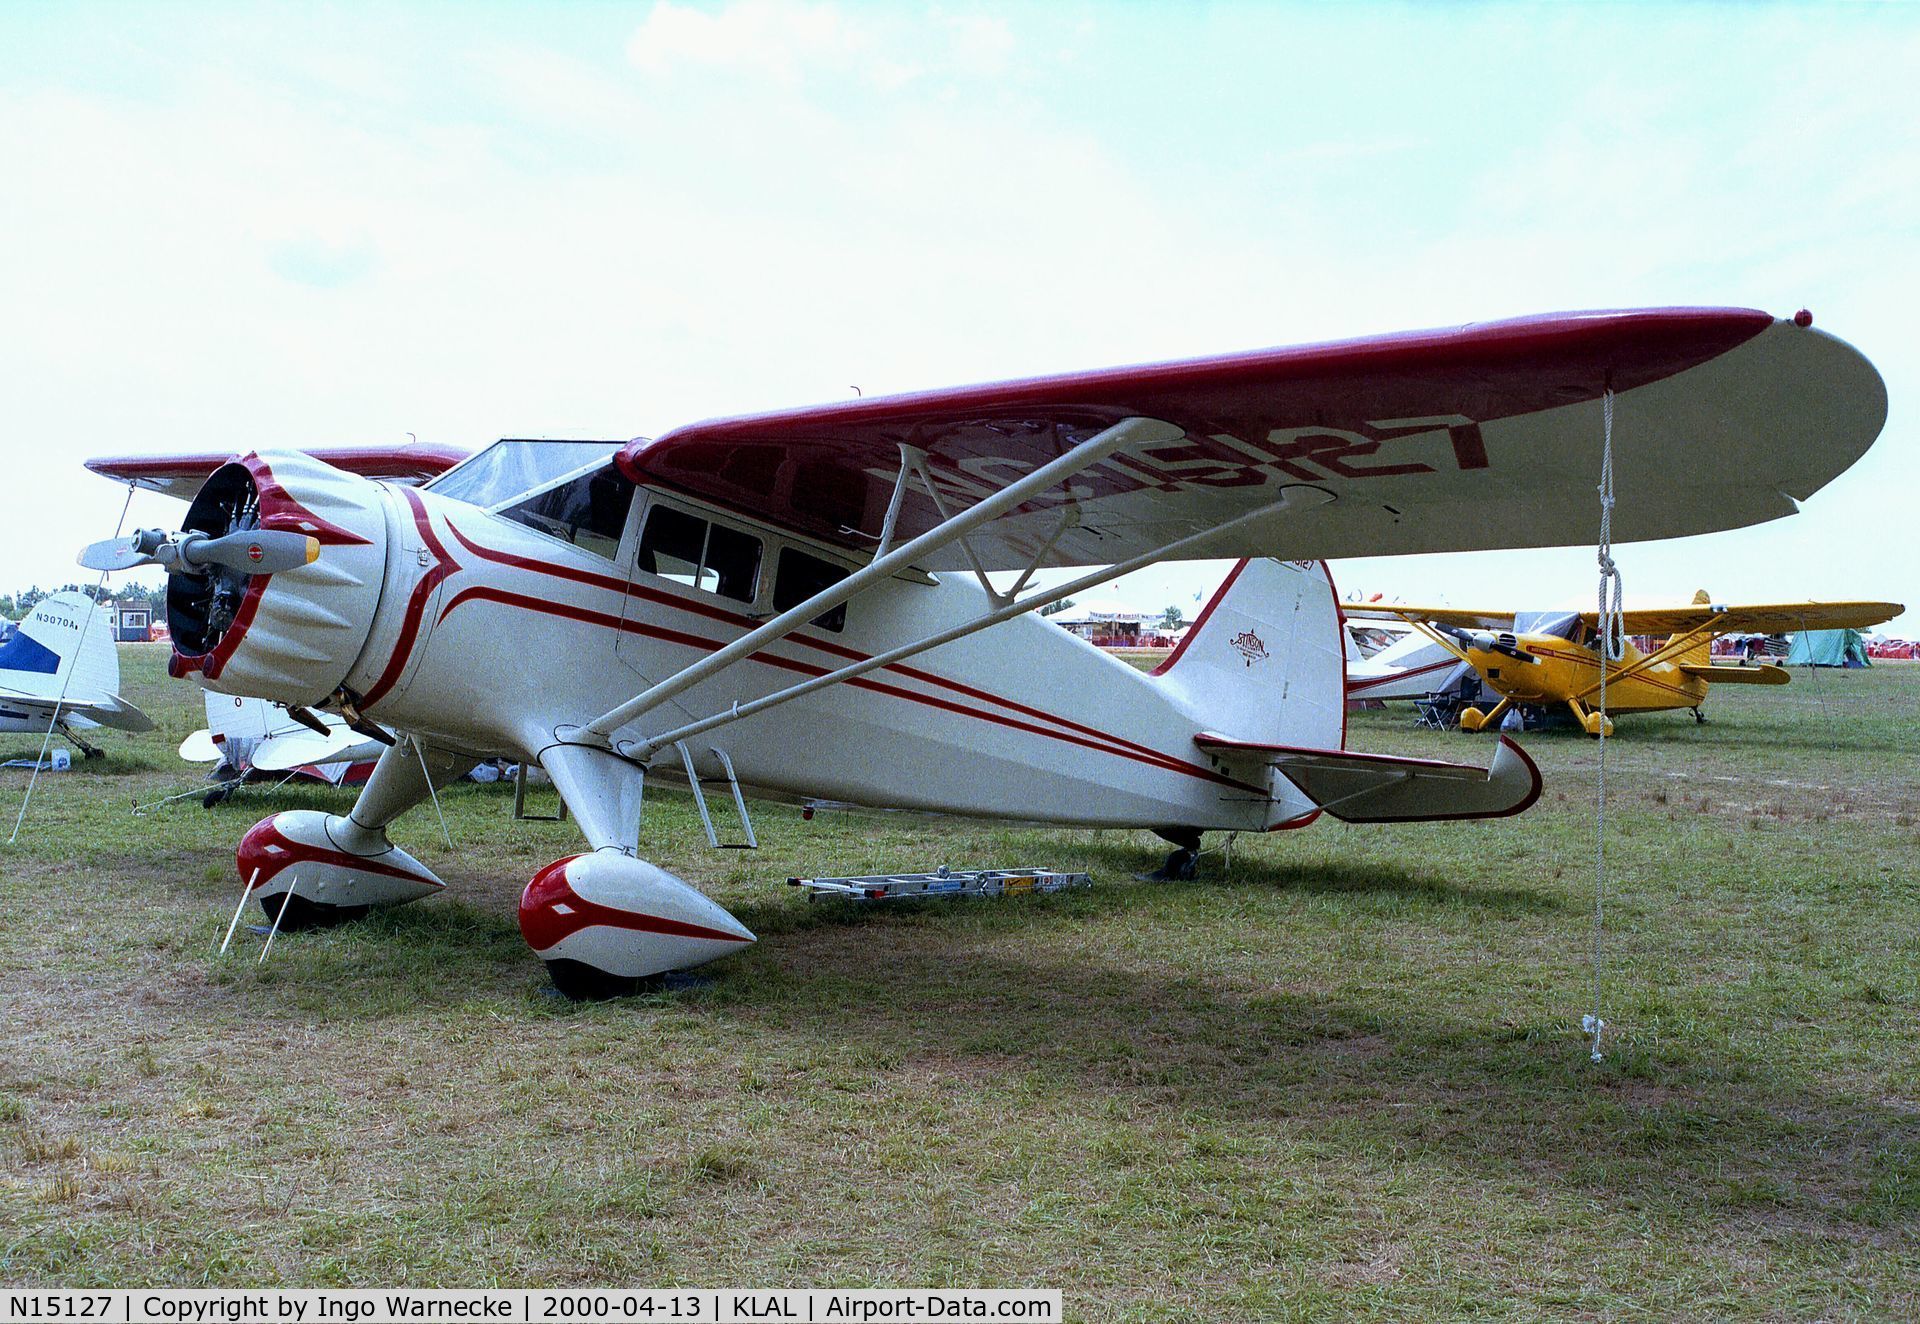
[1364,592,1903,736]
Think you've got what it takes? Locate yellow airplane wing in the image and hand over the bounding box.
[1346,604,1519,631]
[1584,601,1904,635]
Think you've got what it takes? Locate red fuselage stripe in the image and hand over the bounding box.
[432,582,1263,794]
[1523,645,1702,703]
[438,521,1266,794]
[445,522,1203,773]
[1347,657,1456,692]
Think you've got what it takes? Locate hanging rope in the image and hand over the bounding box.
[1586,384,1621,1063]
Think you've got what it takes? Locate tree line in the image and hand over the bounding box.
[1,583,166,621]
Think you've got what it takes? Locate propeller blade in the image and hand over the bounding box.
[76,529,168,572]
[180,530,319,575]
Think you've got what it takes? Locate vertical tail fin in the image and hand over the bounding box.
[1,592,121,701]
[1152,559,1345,751]
[1666,588,1714,665]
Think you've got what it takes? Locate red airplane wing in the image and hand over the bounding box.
[618,308,1885,570]
[86,444,469,502]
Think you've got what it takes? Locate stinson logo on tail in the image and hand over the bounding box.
[1230,630,1269,666]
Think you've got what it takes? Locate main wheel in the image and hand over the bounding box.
[259,892,370,930]
[544,959,655,1001]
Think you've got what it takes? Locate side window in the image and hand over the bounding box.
[636,504,762,604]
[774,547,850,632]
[500,464,634,561]
[638,506,712,590]
[704,524,762,602]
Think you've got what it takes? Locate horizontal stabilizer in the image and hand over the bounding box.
[1194,733,1542,823]
[251,723,386,772]
[1679,662,1789,685]
[0,691,154,733]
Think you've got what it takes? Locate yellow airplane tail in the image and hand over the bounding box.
[1666,589,1714,666]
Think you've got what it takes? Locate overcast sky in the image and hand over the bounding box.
[3,1,1914,632]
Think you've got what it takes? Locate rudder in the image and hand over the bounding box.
[1666,588,1714,666]
[1152,559,1345,751]
[3,592,121,701]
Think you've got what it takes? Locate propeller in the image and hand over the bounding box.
[1436,623,1539,665]
[78,528,318,576]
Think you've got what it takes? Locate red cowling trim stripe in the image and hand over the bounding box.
[518,856,752,952]
[170,453,370,680]
[359,487,461,709]
[236,814,444,892]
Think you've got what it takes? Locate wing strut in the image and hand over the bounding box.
[577,415,1184,746]
[626,483,1331,760]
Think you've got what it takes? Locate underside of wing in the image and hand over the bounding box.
[617,308,1886,571]
[1602,600,1904,636]
[1350,604,1520,631]
[1194,733,1542,823]
[86,444,469,502]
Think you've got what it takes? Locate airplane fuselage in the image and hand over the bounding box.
[1464,632,1710,715]
[182,451,1330,835]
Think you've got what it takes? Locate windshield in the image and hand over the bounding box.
[1515,611,1582,640]
[424,439,625,509]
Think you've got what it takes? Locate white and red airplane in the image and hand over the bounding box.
[79,309,1887,996]
[179,691,388,804]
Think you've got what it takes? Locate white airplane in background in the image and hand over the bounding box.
[77,308,1887,997]
[1345,613,1480,703]
[0,591,153,758]
[181,692,388,804]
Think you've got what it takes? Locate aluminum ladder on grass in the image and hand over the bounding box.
[787,865,1092,903]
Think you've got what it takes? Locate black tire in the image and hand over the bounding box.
[545,959,657,1001]
[258,893,369,930]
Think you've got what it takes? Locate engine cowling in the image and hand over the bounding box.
[169,451,389,706]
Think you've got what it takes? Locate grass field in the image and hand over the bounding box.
[3,644,1917,1319]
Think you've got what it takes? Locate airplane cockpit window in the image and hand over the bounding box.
[1516,611,1581,640]
[773,547,850,632]
[499,464,634,561]
[638,506,712,591]
[636,504,762,604]
[426,439,623,509]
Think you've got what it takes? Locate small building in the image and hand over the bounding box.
[1048,598,1157,647]
[111,598,154,643]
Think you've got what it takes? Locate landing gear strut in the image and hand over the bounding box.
[1154,848,1200,881]
[1142,828,1203,881]
[60,725,103,759]
[1692,707,1707,724]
